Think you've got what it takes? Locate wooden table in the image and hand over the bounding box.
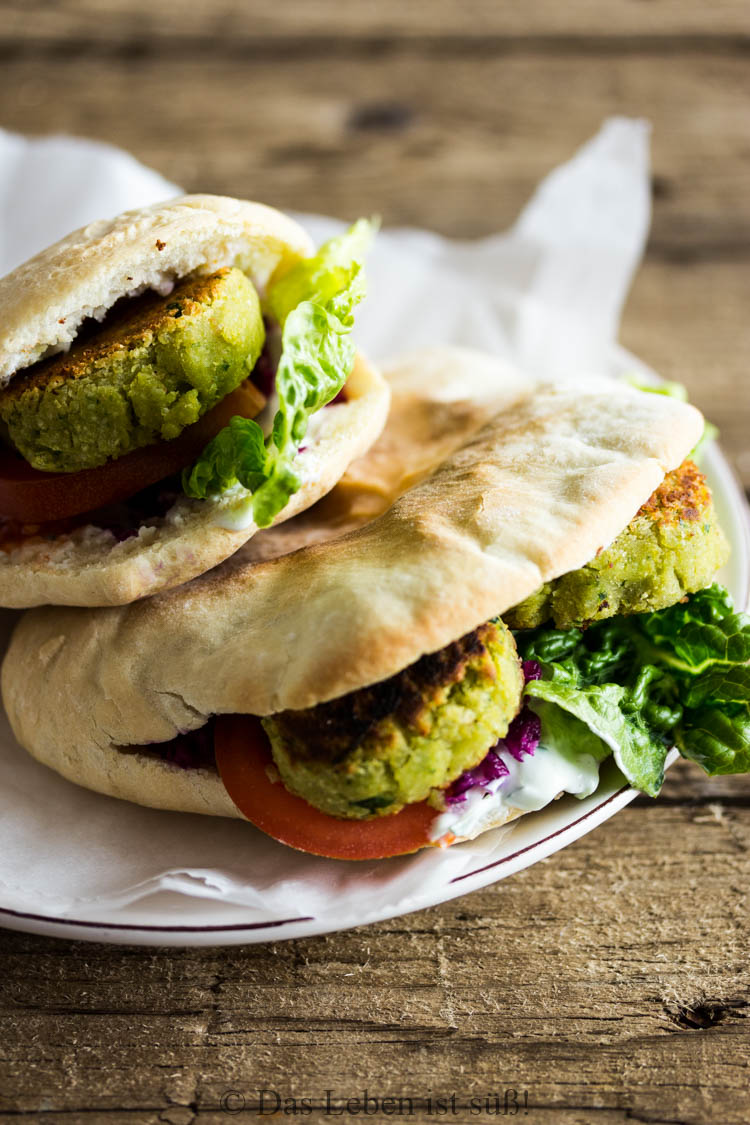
[0,4,748,1122]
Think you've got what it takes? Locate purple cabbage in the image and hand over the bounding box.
[522,659,543,682]
[327,385,349,406]
[443,705,543,806]
[250,319,281,397]
[444,747,510,805]
[503,705,542,762]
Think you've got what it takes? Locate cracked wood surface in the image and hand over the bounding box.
[2,765,749,1124]
[0,2,749,1122]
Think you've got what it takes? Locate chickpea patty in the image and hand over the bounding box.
[0,267,265,472]
[263,619,524,820]
[506,460,729,630]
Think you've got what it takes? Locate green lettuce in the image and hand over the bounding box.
[182,218,376,527]
[625,374,688,402]
[516,585,750,796]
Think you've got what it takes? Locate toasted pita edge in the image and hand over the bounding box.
[0,193,314,383]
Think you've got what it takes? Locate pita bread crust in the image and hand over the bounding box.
[2,347,705,814]
[0,353,390,607]
[47,744,243,819]
[0,194,314,383]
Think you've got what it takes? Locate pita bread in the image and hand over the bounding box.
[0,194,313,383]
[2,346,705,833]
[0,195,390,606]
[0,353,389,606]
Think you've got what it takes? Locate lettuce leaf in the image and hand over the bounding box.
[527,698,612,787]
[625,374,688,402]
[267,217,375,326]
[515,584,750,794]
[182,218,376,527]
[526,678,668,796]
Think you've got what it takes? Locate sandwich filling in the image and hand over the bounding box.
[0,268,265,473]
[0,216,376,551]
[140,454,743,860]
[506,460,728,629]
[263,619,523,819]
[256,458,729,822]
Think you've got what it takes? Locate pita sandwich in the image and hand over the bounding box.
[4,346,747,860]
[0,196,389,607]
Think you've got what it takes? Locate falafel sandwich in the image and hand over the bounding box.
[4,347,749,859]
[0,197,389,606]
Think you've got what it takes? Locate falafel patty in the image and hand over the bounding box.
[0,267,265,472]
[506,460,728,630]
[263,619,523,820]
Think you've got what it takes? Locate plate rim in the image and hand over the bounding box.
[0,775,639,946]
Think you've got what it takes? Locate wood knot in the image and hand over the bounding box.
[666,998,748,1031]
[347,101,414,133]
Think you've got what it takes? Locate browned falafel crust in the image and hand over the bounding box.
[0,267,264,472]
[271,621,502,765]
[636,458,711,527]
[505,459,729,630]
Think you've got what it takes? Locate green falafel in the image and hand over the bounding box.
[0,267,265,472]
[263,619,523,820]
[506,460,729,630]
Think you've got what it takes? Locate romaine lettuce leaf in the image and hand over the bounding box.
[182,219,376,527]
[267,217,375,327]
[677,706,750,775]
[515,584,750,794]
[625,374,688,401]
[639,585,750,669]
[528,698,611,785]
[526,677,668,796]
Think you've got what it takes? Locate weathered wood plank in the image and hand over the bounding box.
[0,53,748,257]
[0,802,748,1122]
[649,756,750,804]
[623,257,750,491]
[1,0,749,44]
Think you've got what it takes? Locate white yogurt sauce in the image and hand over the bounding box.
[429,741,603,843]
[213,486,256,531]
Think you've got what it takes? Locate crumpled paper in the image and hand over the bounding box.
[0,118,652,922]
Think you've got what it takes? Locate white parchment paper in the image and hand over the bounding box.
[0,118,652,919]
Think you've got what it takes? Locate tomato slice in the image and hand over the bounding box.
[0,380,265,523]
[214,714,448,860]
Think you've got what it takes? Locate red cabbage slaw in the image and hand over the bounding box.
[444,660,543,806]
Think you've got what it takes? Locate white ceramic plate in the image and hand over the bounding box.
[1,357,747,947]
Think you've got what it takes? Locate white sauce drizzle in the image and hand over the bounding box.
[213,486,256,531]
[429,742,603,842]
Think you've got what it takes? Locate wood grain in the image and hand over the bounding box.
[1,784,748,1123]
[0,2,748,1122]
[623,258,750,487]
[2,0,750,42]
[1,52,748,255]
